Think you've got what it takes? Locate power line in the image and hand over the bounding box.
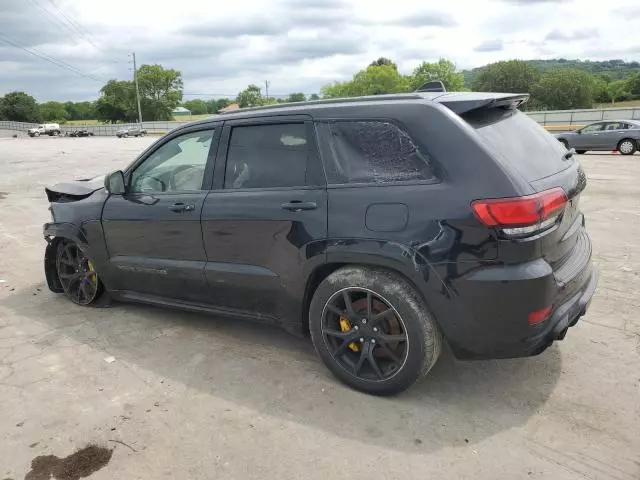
[26,0,120,65]
[0,33,104,83]
[46,0,121,64]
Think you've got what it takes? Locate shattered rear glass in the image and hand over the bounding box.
[324,121,435,184]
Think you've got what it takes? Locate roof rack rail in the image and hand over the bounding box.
[220,93,424,114]
[415,80,446,93]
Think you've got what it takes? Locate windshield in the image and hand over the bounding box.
[464,108,571,182]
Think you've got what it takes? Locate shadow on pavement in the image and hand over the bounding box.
[3,285,562,454]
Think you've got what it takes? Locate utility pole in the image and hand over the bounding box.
[265,80,270,101]
[132,52,143,124]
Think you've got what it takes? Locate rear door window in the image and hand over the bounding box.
[464,109,570,182]
[318,120,435,184]
[224,123,323,189]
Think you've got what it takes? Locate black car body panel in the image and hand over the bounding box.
[44,92,596,360]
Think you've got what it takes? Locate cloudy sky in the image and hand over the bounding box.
[1,0,639,102]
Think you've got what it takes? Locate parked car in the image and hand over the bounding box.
[42,92,596,395]
[555,120,640,155]
[28,123,61,137]
[67,129,94,137]
[116,127,147,138]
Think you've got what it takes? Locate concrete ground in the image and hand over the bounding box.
[0,136,638,480]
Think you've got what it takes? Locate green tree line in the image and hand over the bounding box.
[2,58,639,123]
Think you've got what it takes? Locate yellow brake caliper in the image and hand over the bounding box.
[339,316,360,352]
[87,260,97,282]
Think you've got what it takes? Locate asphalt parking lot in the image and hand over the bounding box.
[0,135,639,479]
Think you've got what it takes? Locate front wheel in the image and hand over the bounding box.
[309,266,442,395]
[618,139,637,156]
[55,240,103,305]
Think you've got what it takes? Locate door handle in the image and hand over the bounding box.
[281,201,317,212]
[169,202,195,212]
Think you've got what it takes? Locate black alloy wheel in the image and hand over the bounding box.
[321,288,409,382]
[55,241,102,305]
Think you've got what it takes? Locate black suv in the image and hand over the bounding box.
[43,92,596,395]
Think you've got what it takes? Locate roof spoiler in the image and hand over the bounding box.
[415,80,446,93]
[434,93,530,114]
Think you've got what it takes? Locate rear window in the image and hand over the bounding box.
[464,109,570,182]
[319,120,435,184]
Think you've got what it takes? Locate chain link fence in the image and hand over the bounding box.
[527,106,640,131]
[0,120,197,136]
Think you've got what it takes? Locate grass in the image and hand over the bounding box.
[595,99,640,109]
[65,119,100,126]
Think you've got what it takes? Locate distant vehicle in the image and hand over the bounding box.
[67,129,94,137]
[555,120,640,155]
[42,91,596,395]
[28,123,61,137]
[116,127,147,138]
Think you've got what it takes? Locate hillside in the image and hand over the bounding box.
[462,59,640,88]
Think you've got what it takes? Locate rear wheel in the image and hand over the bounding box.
[618,139,637,155]
[309,266,442,395]
[55,240,103,305]
[576,150,587,154]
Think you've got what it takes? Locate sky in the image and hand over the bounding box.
[1,0,639,102]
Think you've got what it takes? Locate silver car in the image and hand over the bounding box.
[555,120,640,155]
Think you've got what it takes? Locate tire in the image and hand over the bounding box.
[309,266,442,396]
[576,150,587,154]
[617,138,637,156]
[34,132,40,137]
[55,239,103,306]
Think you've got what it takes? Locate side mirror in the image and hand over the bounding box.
[105,170,125,195]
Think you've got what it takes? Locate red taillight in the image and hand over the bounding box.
[472,188,568,229]
[528,305,552,325]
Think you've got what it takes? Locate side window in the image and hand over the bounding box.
[620,123,632,130]
[321,120,434,184]
[224,123,321,189]
[581,123,604,133]
[130,129,215,193]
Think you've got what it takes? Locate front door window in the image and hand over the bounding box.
[130,130,214,193]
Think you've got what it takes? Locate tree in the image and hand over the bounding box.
[39,101,67,122]
[322,64,410,98]
[410,59,465,92]
[608,79,632,104]
[183,99,209,115]
[205,98,232,113]
[237,84,263,107]
[137,64,184,121]
[531,68,596,110]
[369,57,397,70]
[593,76,611,104]
[286,92,306,103]
[472,60,540,94]
[74,101,96,120]
[64,101,96,121]
[627,72,640,98]
[95,80,137,123]
[309,93,320,101]
[0,91,41,122]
